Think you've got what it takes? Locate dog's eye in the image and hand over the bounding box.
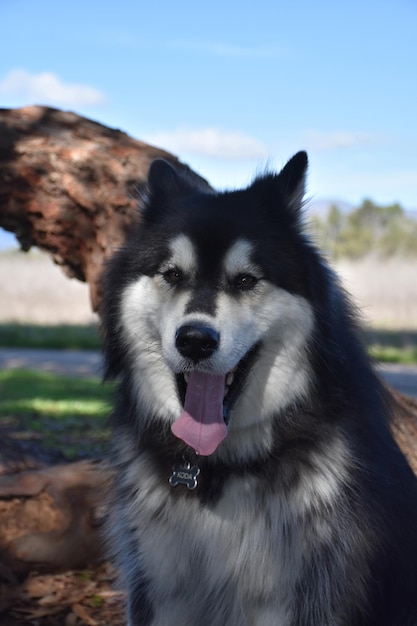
[162,268,183,286]
[232,274,259,291]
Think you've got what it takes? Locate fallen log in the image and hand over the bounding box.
[0,460,109,579]
[0,105,207,312]
[390,389,417,475]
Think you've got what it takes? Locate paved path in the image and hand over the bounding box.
[374,362,417,399]
[0,348,103,378]
[0,348,417,399]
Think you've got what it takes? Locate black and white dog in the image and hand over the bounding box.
[103,152,417,625]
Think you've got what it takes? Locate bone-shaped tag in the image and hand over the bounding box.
[169,462,200,490]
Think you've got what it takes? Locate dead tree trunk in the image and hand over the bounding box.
[0,105,205,312]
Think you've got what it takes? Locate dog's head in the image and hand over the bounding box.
[104,153,316,459]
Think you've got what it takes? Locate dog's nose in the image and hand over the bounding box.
[175,324,220,362]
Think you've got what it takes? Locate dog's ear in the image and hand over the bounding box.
[148,159,213,201]
[250,151,308,221]
[278,151,308,213]
[148,159,182,198]
[144,159,188,222]
[144,159,213,223]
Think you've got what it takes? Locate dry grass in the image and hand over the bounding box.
[1,249,416,329]
[334,257,417,330]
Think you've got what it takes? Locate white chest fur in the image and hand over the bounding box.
[119,455,307,625]
[111,431,349,626]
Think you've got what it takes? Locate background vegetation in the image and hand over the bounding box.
[0,322,101,350]
[309,199,417,260]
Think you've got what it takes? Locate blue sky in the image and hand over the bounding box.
[1,0,416,249]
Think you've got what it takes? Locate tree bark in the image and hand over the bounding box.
[0,105,205,312]
[0,461,109,578]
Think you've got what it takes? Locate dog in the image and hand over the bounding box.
[102,152,417,625]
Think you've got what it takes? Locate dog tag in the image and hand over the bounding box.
[169,461,200,490]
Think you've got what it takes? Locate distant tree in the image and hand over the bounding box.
[327,204,343,248]
[308,204,344,257]
[309,198,417,260]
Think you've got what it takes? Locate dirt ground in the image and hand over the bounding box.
[0,440,125,625]
[0,564,125,626]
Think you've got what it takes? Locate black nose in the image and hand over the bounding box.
[175,324,220,362]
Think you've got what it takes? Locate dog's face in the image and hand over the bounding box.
[106,153,315,459]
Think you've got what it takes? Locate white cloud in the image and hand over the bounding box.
[0,69,105,106]
[303,130,372,152]
[145,127,268,161]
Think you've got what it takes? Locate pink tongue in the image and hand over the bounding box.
[171,371,228,456]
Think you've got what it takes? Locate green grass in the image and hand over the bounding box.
[0,323,101,350]
[363,329,417,364]
[0,369,114,459]
[368,345,417,364]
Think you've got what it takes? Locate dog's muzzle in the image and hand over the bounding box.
[172,322,260,456]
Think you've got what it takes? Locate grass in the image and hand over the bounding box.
[363,329,417,364]
[334,258,417,332]
[0,369,114,459]
[368,345,417,364]
[0,322,101,350]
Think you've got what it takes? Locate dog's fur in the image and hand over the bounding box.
[102,152,417,625]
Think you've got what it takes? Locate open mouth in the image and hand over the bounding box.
[176,345,259,422]
[172,345,259,456]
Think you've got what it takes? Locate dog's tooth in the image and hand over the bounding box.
[184,372,189,383]
[226,371,234,386]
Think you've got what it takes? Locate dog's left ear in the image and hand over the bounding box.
[278,151,308,213]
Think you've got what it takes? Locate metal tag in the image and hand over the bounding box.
[169,461,200,490]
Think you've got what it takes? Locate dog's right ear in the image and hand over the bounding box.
[144,160,214,221]
[143,159,186,222]
[147,159,213,206]
[148,159,182,199]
